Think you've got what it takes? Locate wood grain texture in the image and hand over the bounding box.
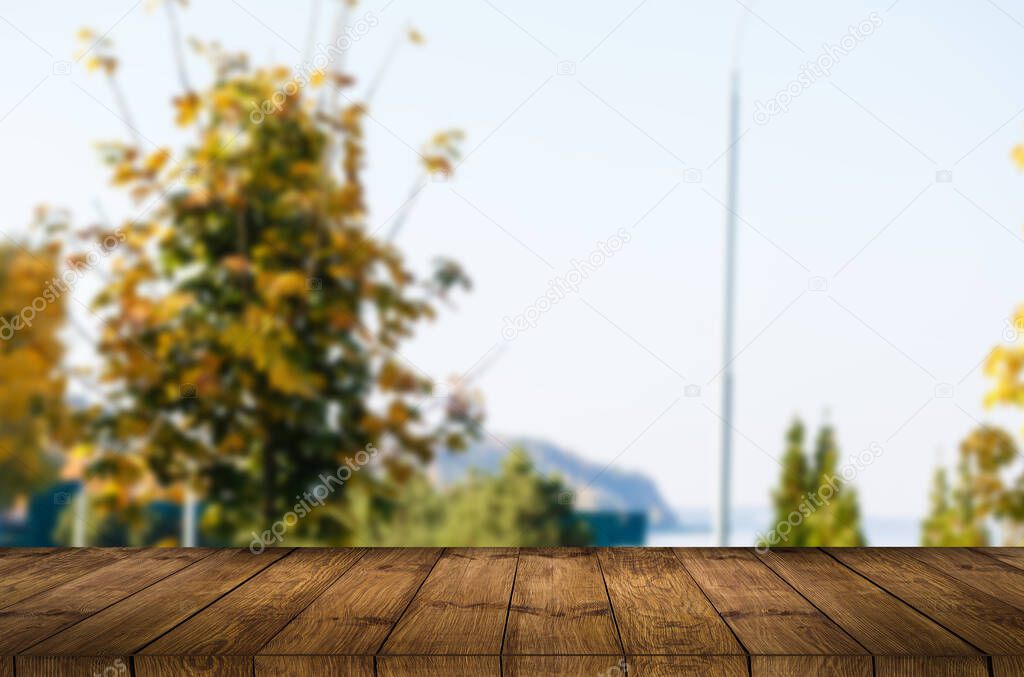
[907,548,1024,612]
[259,548,442,655]
[751,656,871,677]
[757,548,977,655]
[381,548,517,655]
[26,548,289,656]
[598,548,743,655]
[5,547,1024,673]
[503,655,625,676]
[875,656,990,677]
[977,547,1024,571]
[255,656,374,676]
[16,656,131,677]
[0,548,207,654]
[993,655,1024,677]
[134,656,251,677]
[0,547,129,610]
[628,656,748,676]
[141,548,362,656]
[503,548,622,655]
[674,548,865,655]
[377,656,499,676]
[0,548,71,578]
[828,547,1024,654]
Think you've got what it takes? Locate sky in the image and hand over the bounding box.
[3,0,1024,539]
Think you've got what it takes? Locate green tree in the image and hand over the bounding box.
[766,420,811,547]
[77,9,477,545]
[804,424,864,547]
[760,418,865,548]
[360,449,591,546]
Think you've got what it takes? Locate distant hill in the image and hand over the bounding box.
[434,437,680,530]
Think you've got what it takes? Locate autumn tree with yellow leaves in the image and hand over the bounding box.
[0,217,74,511]
[922,136,1024,546]
[78,1,479,544]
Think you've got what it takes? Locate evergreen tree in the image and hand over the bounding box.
[761,418,865,548]
[921,466,954,546]
[804,424,865,547]
[764,420,811,547]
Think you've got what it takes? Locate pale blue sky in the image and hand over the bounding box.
[3,0,1024,536]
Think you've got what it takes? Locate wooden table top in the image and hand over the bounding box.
[1,547,1023,676]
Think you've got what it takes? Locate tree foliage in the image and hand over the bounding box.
[356,448,591,546]
[761,418,864,548]
[79,8,477,544]
[0,235,71,509]
[921,426,1023,545]
[926,134,1024,545]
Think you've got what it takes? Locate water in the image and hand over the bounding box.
[647,512,920,547]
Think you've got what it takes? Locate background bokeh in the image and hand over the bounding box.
[3,0,1024,546]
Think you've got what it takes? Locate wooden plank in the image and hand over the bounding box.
[828,547,1024,654]
[26,548,290,656]
[876,657,989,677]
[757,548,977,655]
[628,656,748,677]
[255,656,374,676]
[141,548,363,656]
[993,655,1024,677]
[0,547,130,609]
[0,548,71,578]
[259,548,442,655]
[0,548,208,654]
[381,548,517,655]
[673,548,864,655]
[751,656,871,677]
[377,656,499,676]
[0,656,11,677]
[17,657,131,677]
[503,548,622,655]
[909,548,1024,612]
[503,655,625,676]
[977,547,1024,571]
[134,656,250,677]
[598,548,743,656]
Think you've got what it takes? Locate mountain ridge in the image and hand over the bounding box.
[435,436,679,530]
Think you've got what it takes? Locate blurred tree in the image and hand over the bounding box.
[358,449,591,546]
[766,420,811,547]
[804,424,864,547]
[921,426,1020,545]
[938,132,1024,545]
[0,234,71,510]
[761,418,864,548]
[78,6,478,545]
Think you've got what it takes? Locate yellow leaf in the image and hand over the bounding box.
[143,148,171,173]
[174,92,201,127]
[1013,144,1024,169]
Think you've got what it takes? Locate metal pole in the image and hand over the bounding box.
[72,488,87,547]
[182,484,196,547]
[716,69,740,547]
